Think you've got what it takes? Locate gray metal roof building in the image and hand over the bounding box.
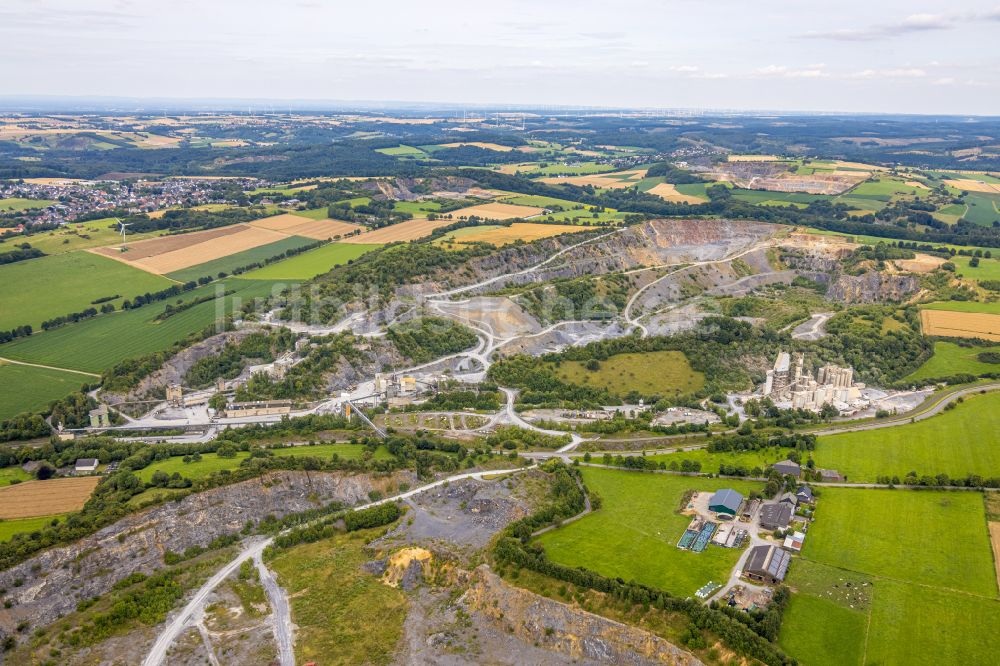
[708,489,744,516]
[759,502,793,530]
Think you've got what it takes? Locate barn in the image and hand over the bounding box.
[708,489,744,516]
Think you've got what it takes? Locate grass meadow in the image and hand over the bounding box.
[906,341,1000,380]
[920,300,1000,314]
[780,487,1000,665]
[962,192,1000,227]
[12,218,160,255]
[136,443,392,483]
[0,514,65,543]
[0,362,89,420]
[239,242,379,280]
[268,527,407,665]
[1,279,279,373]
[0,251,173,330]
[535,467,760,596]
[952,254,1000,281]
[551,351,705,398]
[0,197,55,212]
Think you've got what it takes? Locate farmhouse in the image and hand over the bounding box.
[772,459,801,478]
[708,489,744,517]
[795,486,815,504]
[74,458,99,474]
[744,545,790,584]
[777,492,798,508]
[759,503,793,531]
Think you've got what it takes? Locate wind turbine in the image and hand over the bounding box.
[115,218,132,251]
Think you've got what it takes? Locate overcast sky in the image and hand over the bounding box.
[2,0,998,115]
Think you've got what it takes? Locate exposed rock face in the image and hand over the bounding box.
[103,328,261,410]
[0,470,414,636]
[462,566,703,666]
[827,271,919,303]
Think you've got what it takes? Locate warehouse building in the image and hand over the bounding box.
[744,545,790,584]
[708,489,744,517]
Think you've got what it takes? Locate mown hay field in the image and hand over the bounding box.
[0,477,100,519]
[437,222,592,248]
[920,309,1000,341]
[339,218,452,244]
[248,213,363,240]
[646,182,708,204]
[447,202,546,220]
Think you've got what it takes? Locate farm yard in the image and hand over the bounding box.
[0,251,173,330]
[238,242,380,280]
[0,361,89,420]
[780,487,1000,665]
[436,222,593,248]
[920,309,1000,341]
[535,467,758,597]
[0,477,100,519]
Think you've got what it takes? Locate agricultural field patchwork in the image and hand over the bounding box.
[166,235,318,282]
[248,213,363,240]
[446,202,546,221]
[339,218,452,244]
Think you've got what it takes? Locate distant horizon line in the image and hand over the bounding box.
[0,94,996,120]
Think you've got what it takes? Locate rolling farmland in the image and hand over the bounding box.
[437,222,593,248]
[0,361,89,420]
[0,252,173,330]
[0,279,280,373]
[166,235,318,282]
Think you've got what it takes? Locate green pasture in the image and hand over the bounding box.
[239,242,380,280]
[779,487,1000,665]
[0,279,279,373]
[815,391,1000,482]
[136,443,393,483]
[0,515,65,543]
[375,145,426,157]
[166,236,317,282]
[528,161,613,176]
[550,351,704,398]
[962,192,1000,227]
[0,465,32,486]
[952,254,1000,281]
[0,362,89,420]
[0,197,55,212]
[803,487,995,594]
[535,467,760,597]
[907,341,1000,380]
[920,300,1000,314]
[0,251,173,330]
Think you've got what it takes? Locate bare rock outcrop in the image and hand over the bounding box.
[0,470,414,635]
[827,271,919,303]
[461,566,703,665]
